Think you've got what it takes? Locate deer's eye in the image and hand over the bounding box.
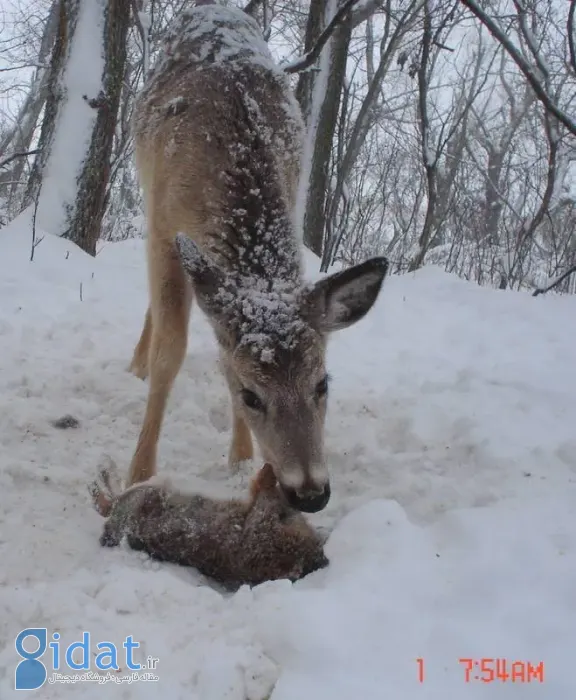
[241,388,265,412]
[315,375,329,399]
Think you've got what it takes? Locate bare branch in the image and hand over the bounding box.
[283,0,361,74]
[0,150,40,170]
[458,0,576,137]
[512,0,549,83]
[568,0,576,77]
[533,265,576,296]
[351,0,384,28]
[433,40,454,52]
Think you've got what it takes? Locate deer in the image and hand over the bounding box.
[126,1,389,514]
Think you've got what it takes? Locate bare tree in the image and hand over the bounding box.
[1,0,574,296]
[457,0,576,136]
[295,0,355,256]
[323,0,424,270]
[0,2,58,207]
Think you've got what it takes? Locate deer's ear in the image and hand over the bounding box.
[302,257,389,333]
[175,233,236,323]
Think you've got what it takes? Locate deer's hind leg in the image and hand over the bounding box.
[127,234,193,487]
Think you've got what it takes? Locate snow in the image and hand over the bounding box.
[0,215,575,698]
[152,3,280,77]
[32,0,105,237]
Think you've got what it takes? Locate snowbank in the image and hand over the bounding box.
[0,220,574,698]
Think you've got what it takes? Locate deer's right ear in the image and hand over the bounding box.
[175,233,236,323]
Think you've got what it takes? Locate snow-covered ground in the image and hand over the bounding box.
[0,215,575,698]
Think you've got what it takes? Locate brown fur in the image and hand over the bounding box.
[127,2,389,513]
[89,461,329,590]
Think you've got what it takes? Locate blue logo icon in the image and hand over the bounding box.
[15,629,47,690]
[14,628,157,690]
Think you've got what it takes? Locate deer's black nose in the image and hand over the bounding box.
[281,483,331,513]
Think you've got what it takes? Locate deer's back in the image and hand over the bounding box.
[133,4,304,250]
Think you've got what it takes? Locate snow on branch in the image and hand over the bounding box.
[458,0,576,137]
[282,0,361,74]
[351,0,386,28]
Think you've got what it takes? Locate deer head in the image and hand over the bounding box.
[176,233,388,513]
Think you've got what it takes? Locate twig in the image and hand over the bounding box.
[433,40,454,52]
[282,0,361,74]
[532,265,576,296]
[30,187,44,262]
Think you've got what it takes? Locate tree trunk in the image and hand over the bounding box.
[408,0,436,272]
[22,0,78,212]
[482,146,504,246]
[22,0,130,257]
[63,0,131,255]
[321,0,422,270]
[295,0,352,259]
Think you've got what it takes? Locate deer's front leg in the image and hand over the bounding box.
[127,240,192,486]
[130,306,153,380]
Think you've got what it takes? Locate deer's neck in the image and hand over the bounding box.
[207,128,303,295]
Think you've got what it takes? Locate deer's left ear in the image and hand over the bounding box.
[301,257,389,333]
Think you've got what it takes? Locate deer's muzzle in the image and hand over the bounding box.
[280,482,331,513]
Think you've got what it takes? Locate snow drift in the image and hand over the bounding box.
[0,218,574,698]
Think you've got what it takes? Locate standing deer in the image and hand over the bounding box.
[127,1,389,513]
